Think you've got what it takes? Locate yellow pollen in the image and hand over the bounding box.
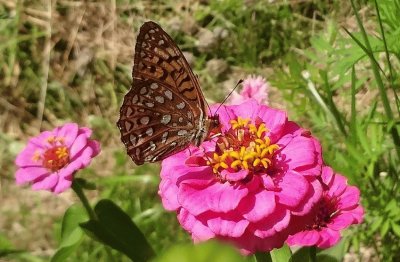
[242,160,249,170]
[56,147,68,159]
[237,129,245,142]
[207,117,280,176]
[230,117,250,130]
[257,124,267,138]
[255,138,264,144]
[32,150,41,162]
[46,136,55,144]
[56,137,65,144]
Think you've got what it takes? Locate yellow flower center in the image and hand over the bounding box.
[206,117,279,179]
[32,136,70,172]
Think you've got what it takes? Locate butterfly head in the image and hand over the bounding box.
[209,114,221,135]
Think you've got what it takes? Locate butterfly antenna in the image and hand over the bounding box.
[214,79,243,114]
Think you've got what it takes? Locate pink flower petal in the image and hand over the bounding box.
[327,173,348,197]
[329,213,356,230]
[338,186,360,209]
[221,169,249,182]
[257,106,287,142]
[207,214,249,237]
[291,177,323,216]
[15,167,49,184]
[69,133,89,158]
[87,140,101,157]
[15,144,42,167]
[178,209,215,241]
[317,228,341,248]
[29,131,53,148]
[230,99,260,121]
[69,145,94,167]
[348,206,364,224]
[275,170,309,208]
[321,166,335,185]
[287,230,320,247]
[277,136,319,175]
[252,207,291,238]
[158,178,180,211]
[53,176,73,194]
[238,190,276,223]
[56,123,79,147]
[178,181,249,215]
[31,173,59,191]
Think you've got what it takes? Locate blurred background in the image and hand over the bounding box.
[1,0,399,261]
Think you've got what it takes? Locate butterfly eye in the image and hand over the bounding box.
[118,21,216,165]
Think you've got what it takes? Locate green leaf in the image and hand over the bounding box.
[51,205,87,262]
[80,199,155,262]
[380,219,390,237]
[270,244,291,262]
[391,221,400,237]
[291,247,311,262]
[370,216,383,233]
[0,232,23,257]
[317,238,346,262]
[74,177,97,190]
[152,240,248,262]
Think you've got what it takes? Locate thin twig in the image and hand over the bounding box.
[37,0,52,130]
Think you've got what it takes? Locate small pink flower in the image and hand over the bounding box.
[229,75,269,105]
[15,123,100,194]
[158,99,323,254]
[286,166,364,248]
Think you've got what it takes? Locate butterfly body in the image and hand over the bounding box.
[118,21,219,165]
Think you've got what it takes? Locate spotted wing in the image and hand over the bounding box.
[118,21,208,165]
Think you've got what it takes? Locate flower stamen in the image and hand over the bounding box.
[207,117,279,181]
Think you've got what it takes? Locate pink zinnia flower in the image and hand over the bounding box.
[287,166,364,248]
[229,75,269,105]
[15,123,100,194]
[158,99,323,254]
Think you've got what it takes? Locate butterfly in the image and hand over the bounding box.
[117,21,220,165]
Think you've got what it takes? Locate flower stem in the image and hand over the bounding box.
[254,252,272,262]
[310,246,317,262]
[72,179,97,220]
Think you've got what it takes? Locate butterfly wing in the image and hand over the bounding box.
[118,21,208,165]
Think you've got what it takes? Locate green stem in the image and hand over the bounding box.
[72,179,97,220]
[310,246,317,262]
[255,252,272,262]
[349,0,400,159]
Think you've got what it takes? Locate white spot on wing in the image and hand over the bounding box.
[140,87,147,95]
[126,107,133,116]
[150,83,158,89]
[145,102,154,108]
[146,128,154,136]
[129,134,137,144]
[125,121,132,130]
[140,116,150,125]
[176,102,185,109]
[132,95,138,104]
[149,141,156,151]
[164,90,173,100]
[155,96,165,103]
[161,114,171,124]
[161,132,168,143]
[178,130,188,136]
